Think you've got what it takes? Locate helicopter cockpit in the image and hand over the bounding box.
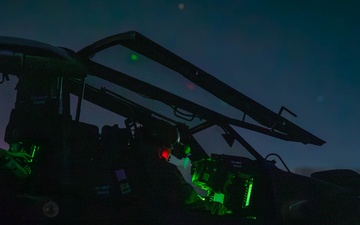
[1,32,358,225]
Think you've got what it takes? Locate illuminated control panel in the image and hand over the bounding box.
[191,154,255,216]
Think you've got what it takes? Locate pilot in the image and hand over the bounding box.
[136,120,202,209]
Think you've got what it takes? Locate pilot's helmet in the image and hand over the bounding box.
[147,120,179,146]
[140,120,180,161]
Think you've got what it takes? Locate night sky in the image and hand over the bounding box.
[0,0,359,173]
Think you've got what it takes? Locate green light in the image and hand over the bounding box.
[29,145,39,163]
[197,195,206,201]
[131,54,138,60]
[213,193,225,203]
[246,216,257,220]
[184,145,191,155]
[245,178,254,208]
[183,157,190,169]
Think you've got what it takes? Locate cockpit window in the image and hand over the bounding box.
[90,45,245,127]
[193,125,256,160]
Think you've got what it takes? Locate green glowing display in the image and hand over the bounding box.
[29,145,39,163]
[213,193,225,204]
[244,178,254,208]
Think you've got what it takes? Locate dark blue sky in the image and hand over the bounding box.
[0,0,359,171]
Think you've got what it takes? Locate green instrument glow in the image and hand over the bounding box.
[244,178,254,208]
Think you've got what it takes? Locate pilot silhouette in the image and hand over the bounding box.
[136,120,200,208]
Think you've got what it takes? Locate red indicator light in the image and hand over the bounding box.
[160,148,171,161]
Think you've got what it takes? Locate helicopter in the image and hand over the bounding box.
[0,31,359,225]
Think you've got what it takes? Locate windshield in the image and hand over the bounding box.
[90,44,245,127]
[86,45,254,159]
[72,44,259,162]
